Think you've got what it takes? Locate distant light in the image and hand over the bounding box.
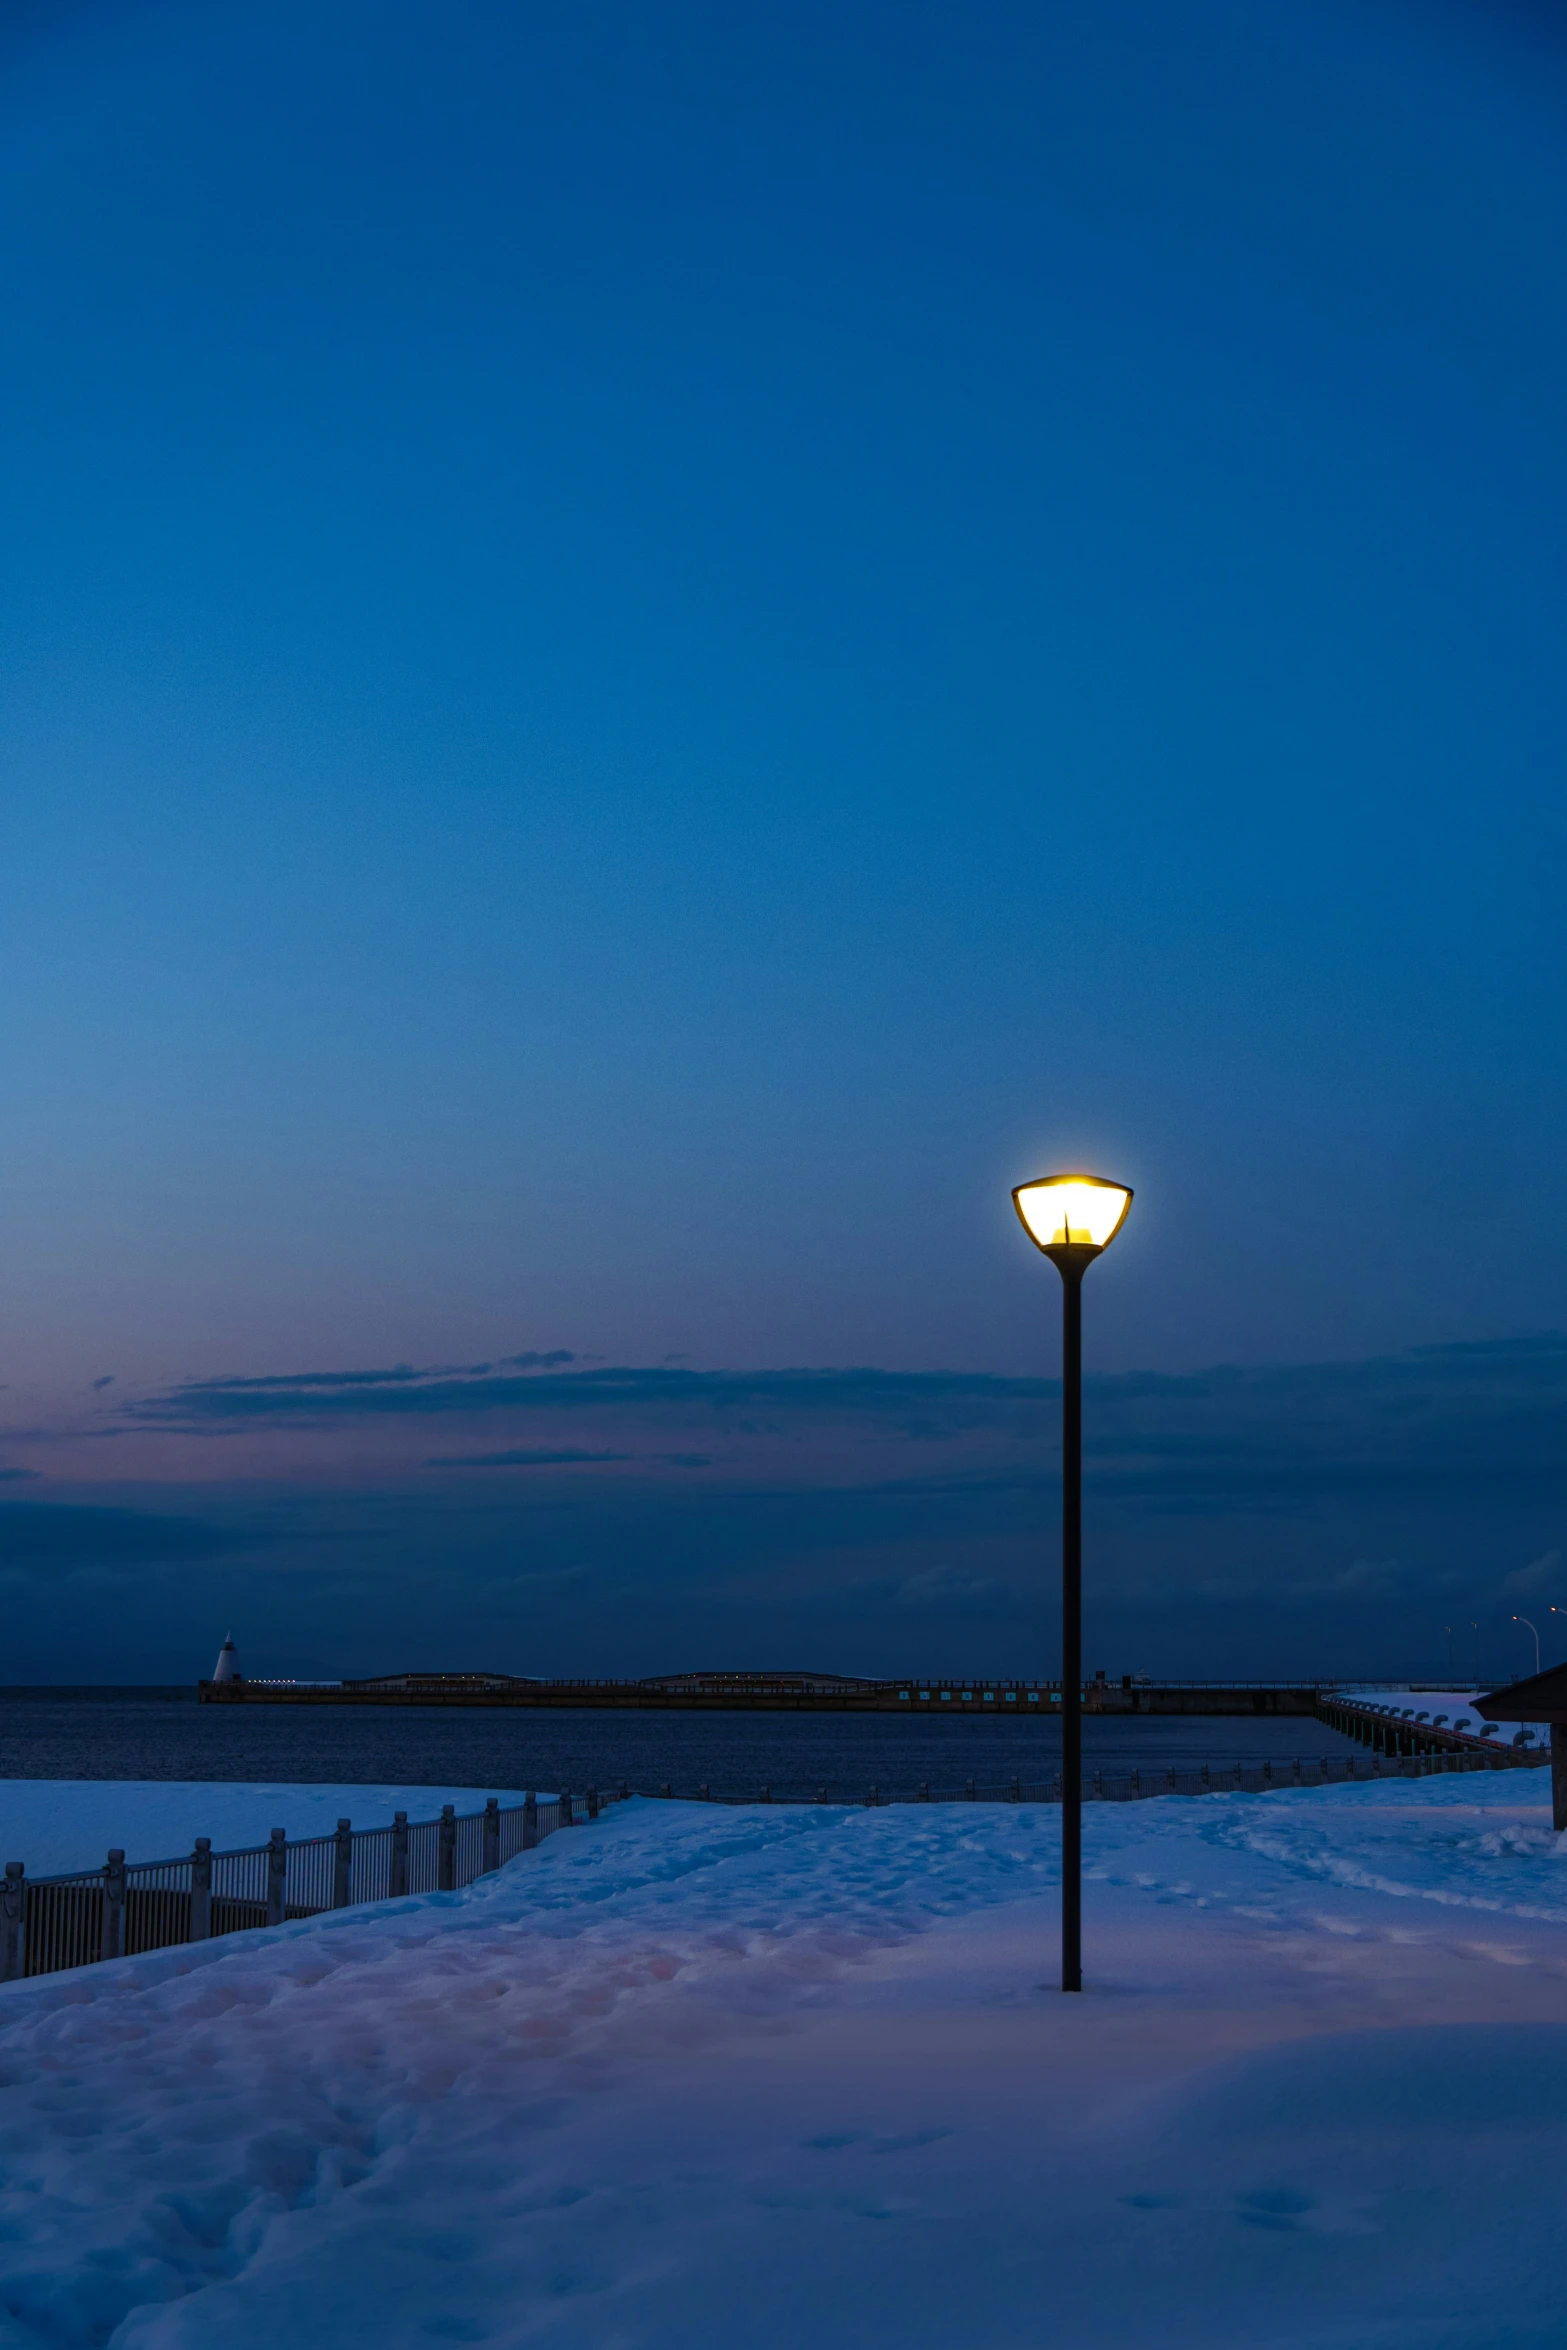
[1012,1174,1132,1255]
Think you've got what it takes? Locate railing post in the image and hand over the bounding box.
[390,1812,408,1897]
[586,1786,600,1821]
[522,1793,538,1851]
[482,1798,500,1875]
[1010,1776,1021,1803]
[438,1805,457,1891]
[560,1789,575,1828]
[191,1838,212,1941]
[1,1862,24,1981]
[266,1828,287,1928]
[101,1849,126,1962]
[332,1818,353,1908]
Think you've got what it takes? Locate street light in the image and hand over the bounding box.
[1012,1170,1133,1994]
[1513,1615,1542,1676]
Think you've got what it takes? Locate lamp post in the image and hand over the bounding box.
[1012,1171,1132,1994]
[1513,1615,1541,1676]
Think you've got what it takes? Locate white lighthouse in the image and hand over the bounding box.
[211,1633,242,1685]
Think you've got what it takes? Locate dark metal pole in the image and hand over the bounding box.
[1012,1173,1131,1992]
[1059,1259,1083,1993]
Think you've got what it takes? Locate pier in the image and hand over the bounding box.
[201,1668,1334,1715]
[1315,1690,1549,1763]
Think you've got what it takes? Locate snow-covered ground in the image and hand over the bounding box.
[0,1776,1564,2347]
[0,1784,536,1877]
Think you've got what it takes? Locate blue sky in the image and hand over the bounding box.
[1,0,1565,1681]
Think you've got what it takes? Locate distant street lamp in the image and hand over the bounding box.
[1513,1615,1542,1675]
[1012,1171,1133,1995]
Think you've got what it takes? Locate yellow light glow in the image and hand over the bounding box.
[1013,1175,1131,1251]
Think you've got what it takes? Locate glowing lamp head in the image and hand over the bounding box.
[1012,1173,1132,1266]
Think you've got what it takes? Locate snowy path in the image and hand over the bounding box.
[0,1779,1563,2347]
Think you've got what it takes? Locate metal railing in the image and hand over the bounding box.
[5,1743,1536,1986]
[0,1787,621,1985]
[639,1746,1544,1807]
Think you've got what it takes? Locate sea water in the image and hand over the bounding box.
[0,1688,1362,1801]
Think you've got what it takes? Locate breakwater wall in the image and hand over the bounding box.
[200,1675,1331,1715]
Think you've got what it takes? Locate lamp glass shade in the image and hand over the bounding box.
[1013,1175,1131,1252]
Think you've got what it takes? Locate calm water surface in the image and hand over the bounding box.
[0,1690,1361,1801]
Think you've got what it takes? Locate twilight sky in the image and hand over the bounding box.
[1,0,1565,1683]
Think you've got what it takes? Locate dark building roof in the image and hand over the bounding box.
[1474,1664,1567,1724]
